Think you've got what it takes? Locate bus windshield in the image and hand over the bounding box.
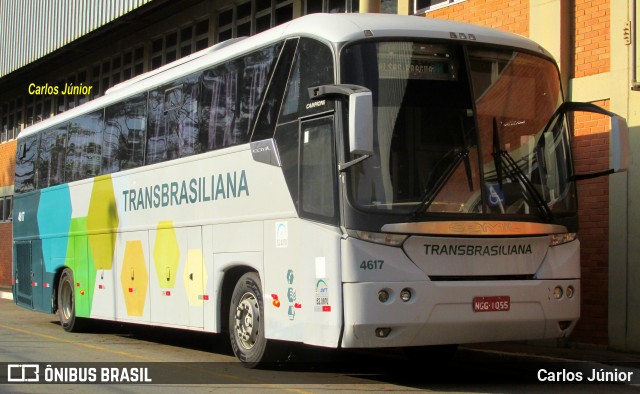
[341,41,575,219]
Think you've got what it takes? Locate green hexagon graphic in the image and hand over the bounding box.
[88,175,119,270]
[154,221,180,289]
[120,240,148,316]
[183,249,207,306]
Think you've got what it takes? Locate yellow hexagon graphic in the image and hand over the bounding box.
[88,175,119,270]
[120,240,148,316]
[183,249,207,306]
[153,221,180,289]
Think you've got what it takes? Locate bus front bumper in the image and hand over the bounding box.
[340,279,579,348]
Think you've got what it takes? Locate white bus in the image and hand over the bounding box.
[13,13,629,367]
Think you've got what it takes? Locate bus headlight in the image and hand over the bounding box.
[347,230,407,247]
[549,233,577,247]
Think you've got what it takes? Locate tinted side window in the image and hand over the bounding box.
[103,93,147,173]
[15,135,39,193]
[273,121,299,210]
[66,110,104,182]
[1,196,11,221]
[300,116,337,223]
[201,43,281,150]
[279,38,335,123]
[146,73,203,165]
[252,38,299,141]
[38,124,67,188]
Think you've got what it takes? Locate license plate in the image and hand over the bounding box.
[473,296,510,312]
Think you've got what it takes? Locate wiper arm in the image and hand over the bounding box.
[410,148,469,219]
[491,118,553,221]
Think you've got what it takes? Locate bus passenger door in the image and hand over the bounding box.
[13,241,34,309]
[149,225,204,328]
[28,240,44,312]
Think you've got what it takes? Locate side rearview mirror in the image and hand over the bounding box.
[309,83,373,156]
[348,91,373,155]
[610,115,630,173]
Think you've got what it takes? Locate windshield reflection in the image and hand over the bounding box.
[341,41,575,219]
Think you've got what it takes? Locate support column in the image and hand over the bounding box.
[609,0,640,353]
[360,0,380,13]
[397,0,411,15]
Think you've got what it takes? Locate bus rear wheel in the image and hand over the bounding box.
[229,272,267,368]
[57,268,86,332]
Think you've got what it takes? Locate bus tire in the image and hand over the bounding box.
[57,268,86,332]
[229,272,268,368]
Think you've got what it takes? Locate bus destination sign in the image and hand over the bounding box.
[378,56,456,81]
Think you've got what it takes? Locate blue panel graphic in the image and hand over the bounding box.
[37,185,72,273]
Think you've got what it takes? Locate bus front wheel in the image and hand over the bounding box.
[229,272,268,368]
[57,268,86,332]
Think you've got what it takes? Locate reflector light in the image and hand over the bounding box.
[375,327,391,338]
[558,321,572,330]
[566,286,575,299]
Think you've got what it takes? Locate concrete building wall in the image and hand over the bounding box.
[0,140,15,289]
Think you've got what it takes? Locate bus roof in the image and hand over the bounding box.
[17,13,551,140]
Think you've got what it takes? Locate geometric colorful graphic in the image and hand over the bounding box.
[120,240,148,316]
[184,249,206,306]
[153,221,180,289]
[37,185,72,273]
[88,175,119,270]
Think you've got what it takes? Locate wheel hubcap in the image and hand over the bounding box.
[60,280,72,320]
[234,292,260,350]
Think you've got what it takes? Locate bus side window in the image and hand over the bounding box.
[15,135,39,193]
[147,73,203,164]
[104,93,147,172]
[274,38,336,218]
[38,124,67,188]
[278,38,335,124]
[201,43,281,151]
[300,116,338,224]
[146,89,168,164]
[252,38,298,141]
[65,110,104,182]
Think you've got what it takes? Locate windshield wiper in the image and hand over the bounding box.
[410,113,475,219]
[491,118,553,222]
[410,147,469,219]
